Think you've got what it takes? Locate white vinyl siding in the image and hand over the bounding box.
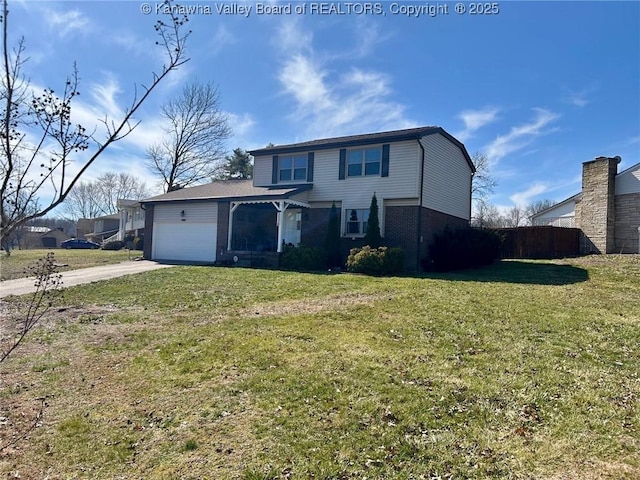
[253,141,420,203]
[309,141,420,204]
[152,202,218,263]
[253,157,273,187]
[153,203,218,223]
[420,134,472,220]
[615,163,640,195]
[532,200,577,227]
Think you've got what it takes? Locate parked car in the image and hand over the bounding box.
[60,238,101,249]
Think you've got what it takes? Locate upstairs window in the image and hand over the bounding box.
[345,208,369,236]
[279,155,307,182]
[347,147,381,177]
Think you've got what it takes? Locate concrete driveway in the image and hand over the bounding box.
[0,260,175,298]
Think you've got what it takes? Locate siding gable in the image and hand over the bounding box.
[420,133,472,220]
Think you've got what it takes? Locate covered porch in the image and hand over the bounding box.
[226,198,310,253]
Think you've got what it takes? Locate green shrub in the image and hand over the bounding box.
[346,246,405,276]
[280,245,323,271]
[102,240,125,251]
[133,236,144,250]
[425,227,502,272]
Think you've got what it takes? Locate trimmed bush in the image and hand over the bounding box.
[280,245,323,271]
[364,193,382,248]
[133,236,144,250]
[346,246,405,276]
[102,240,125,251]
[426,227,502,272]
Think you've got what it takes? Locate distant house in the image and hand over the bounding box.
[20,227,71,249]
[116,199,146,245]
[532,157,640,254]
[82,213,120,244]
[141,126,475,270]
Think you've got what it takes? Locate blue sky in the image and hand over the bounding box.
[11,0,640,212]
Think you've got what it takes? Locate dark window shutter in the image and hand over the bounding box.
[339,149,346,180]
[381,144,390,177]
[272,155,279,184]
[307,152,314,182]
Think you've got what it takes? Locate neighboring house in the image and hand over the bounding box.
[532,157,640,254]
[116,199,146,243]
[82,213,120,244]
[18,227,71,249]
[141,126,475,270]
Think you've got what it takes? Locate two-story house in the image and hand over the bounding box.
[141,126,475,271]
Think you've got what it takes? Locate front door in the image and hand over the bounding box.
[282,208,301,247]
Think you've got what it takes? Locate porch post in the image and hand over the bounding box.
[276,200,286,253]
[228,202,241,250]
[118,209,126,241]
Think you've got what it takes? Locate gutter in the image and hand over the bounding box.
[417,138,426,271]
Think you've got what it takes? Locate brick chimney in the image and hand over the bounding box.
[575,156,620,253]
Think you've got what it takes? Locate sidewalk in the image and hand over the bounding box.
[0,260,174,298]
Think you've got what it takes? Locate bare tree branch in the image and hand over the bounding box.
[146,81,231,192]
[63,172,151,220]
[0,0,191,254]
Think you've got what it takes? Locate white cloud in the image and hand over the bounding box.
[209,25,238,56]
[484,108,560,163]
[279,55,332,110]
[44,8,90,38]
[276,18,313,54]
[455,107,500,142]
[226,112,256,149]
[275,21,415,138]
[509,182,549,207]
[350,20,390,59]
[564,87,596,108]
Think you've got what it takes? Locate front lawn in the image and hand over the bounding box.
[0,248,138,281]
[0,256,638,478]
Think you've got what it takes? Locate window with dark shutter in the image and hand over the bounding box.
[381,144,390,177]
[307,152,314,182]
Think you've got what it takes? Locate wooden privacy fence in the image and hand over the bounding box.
[493,226,581,259]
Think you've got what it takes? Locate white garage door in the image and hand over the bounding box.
[152,203,218,263]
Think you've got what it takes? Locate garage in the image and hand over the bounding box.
[151,202,218,263]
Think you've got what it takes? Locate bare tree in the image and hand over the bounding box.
[471,152,498,203]
[0,0,191,255]
[525,199,556,224]
[64,172,151,220]
[146,81,231,192]
[504,205,526,227]
[472,199,506,228]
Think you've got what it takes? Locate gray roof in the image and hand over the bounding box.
[249,126,475,172]
[142,179,311,204]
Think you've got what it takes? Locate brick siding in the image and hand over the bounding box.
[614,193,640,253]
[576,157,618,253]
